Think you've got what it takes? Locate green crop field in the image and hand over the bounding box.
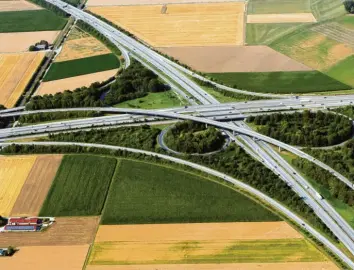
[246,23,305,45]
[207,71,351,94]
[327,56,354,87]
[43,53,120,82]
[115,91,186,109]
[337,15,354,30]
[40,155,117,216]
[101,160,280,224]
[248,0,311,14]
[311,0,346,21]
[0,10,67,33]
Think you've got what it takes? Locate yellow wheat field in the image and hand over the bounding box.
[56,27,111,62]
[88,2,245,47]
[0,155,38,216]
[0,52,45,108]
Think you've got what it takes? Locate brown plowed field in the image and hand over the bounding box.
[36,69,118,95]
[247,13,316,24]
[0,31,60,53]
[0,52,45,108]
[10,155,63,216]
[158,45,312,72]
[0,0,42,12]
[88,2,245,47]
[87,262,338,270]
[0,217,100,246]
[1,245,90,270]
[87,0,243,6]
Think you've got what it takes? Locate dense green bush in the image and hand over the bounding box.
[19,111,103,124]
[164,120,225,154]
[335,105,354,119]
[247,111,353,147]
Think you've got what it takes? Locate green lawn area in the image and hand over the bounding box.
[101,159,280,224]
[337,15,354,30]
[115,90,186,109]
[40,155,117,216]
[43,53,120,82]
[207,71,351,94]
[327,55,354,87]
[247,0,311,14]
[0,10,67,33]
[246,23,304,45]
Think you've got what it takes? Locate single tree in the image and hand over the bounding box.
[344,0,354,13]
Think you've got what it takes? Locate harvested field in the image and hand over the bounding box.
[10,155,63,216]
[0,217,99,246]
[0,0,41,12]
[87,262,338,270]
[0,155,37,216]
[88,2,245,47]
[1,245,90,270]
[0,52,45,107]
[158,45,312,72]
[0,31,60,53]
[87,0,243,6]
[89,222,327,265]
[247,13,316,23]
[36,69,118,95]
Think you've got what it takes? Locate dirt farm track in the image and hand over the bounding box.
[86,0,244,6]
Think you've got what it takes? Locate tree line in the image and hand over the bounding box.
[28,0,69,17]
[164,120,225,154]
[247,111,353,147]
[0,105,8,129]
[26,60,168,110]
[335,105,354,119]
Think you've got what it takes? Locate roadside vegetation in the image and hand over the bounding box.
[40,155,117,216]
[43,53,120,82]
[247,111,353,147]
[335,105,354,118]
[0,10,67,33]
[101,159,280,224]
[164,121,225,154]
[0,105,8,129]
[207,71,351,94]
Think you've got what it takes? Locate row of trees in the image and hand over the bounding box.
[26,61,167,110]
[28,0,69,17]
[247,111,353,147]
[335,105,354,119]
[292,157,354,206]
[164,121,225,154]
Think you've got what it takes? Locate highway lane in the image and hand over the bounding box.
[0,140,353,268]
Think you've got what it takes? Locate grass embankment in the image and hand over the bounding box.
[101,159,280,224]
[327,56,354,87]
[247,0,311,14]
[115,90,186,109]
[0,10,67,32]
[43,53,120,81]
[207,71,350,94]
[40,155,117,216]
[337,15,354,29]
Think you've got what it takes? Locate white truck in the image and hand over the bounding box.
[315,192,323,200]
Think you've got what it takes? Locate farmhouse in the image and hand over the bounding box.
[1,217,47,232]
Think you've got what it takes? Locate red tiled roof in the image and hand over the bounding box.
[8,218,39,224]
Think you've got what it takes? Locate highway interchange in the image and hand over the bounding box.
[1,0,354,267]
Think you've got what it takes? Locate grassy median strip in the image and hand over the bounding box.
[40,155,117,216]
[43,53,120,82]
[101,159,280,224]
[0,10,67,33]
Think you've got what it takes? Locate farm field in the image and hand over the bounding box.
[36,69,118,95]
[86,262,338,270]
[88,2,245,47]
[1,245,90,270]
[247,13,316,23]
[40,155,117,216]
[43,53,120,81]
[0,52,45,108]
[116,90,185,109]
[10,155,63,216]
[247,0,311,14]
[0,10,67,33]
[270,29,354,70]
[0,155,37,216]
[101,159,280,224]
[326,55,354,86]
[207,71,351,94]
[158,46,312,73]
[88,222,329,265]
[311,0,347,21]
[55,26,111,62]
[0,0,41,12]
[337,15,354,30]
[87,0,244,5]
[0,31,60,53]
[0,217,99,246]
